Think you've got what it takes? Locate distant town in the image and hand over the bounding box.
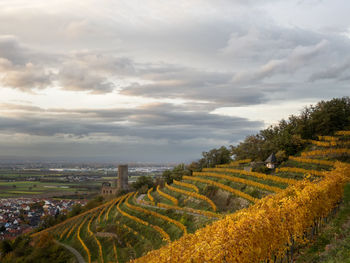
[0,162,174,239]
[0,198,86,240]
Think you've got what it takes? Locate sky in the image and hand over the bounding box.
[0,0,349,163]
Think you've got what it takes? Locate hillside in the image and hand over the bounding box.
[0,131,348,262]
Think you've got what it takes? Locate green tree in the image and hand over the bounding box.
[132,176,154,190]
[231,97,350,161]
[199,146,232,168]
[162,164,189,184]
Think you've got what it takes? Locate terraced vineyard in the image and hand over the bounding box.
[31,131,350,262]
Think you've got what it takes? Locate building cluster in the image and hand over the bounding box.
[0,198,85,240]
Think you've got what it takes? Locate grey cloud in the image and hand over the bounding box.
[0,2,348,102]
[0,103,262,142]
[0,36,134,93]
[56,51,137,93]
[2,63,53,91]
[58,62,115,93]
[0,35,28,65]
[121,81,266,106]
[232,39,329,84]
[220,25,321,61]
[120,65,268,106]
[69,51,136,75]
[0,35,54,91]
[309,61,350,81]
[0,0,349,162]
[0,35,56,66]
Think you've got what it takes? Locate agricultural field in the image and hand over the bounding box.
[0,167,156,198]
[30,131,350,262]
[0,181,99,198]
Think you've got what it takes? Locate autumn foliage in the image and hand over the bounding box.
[132,162,350,263]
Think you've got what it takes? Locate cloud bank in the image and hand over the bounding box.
[0,0,349,162]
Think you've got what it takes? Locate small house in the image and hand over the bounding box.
[265,153,276,169]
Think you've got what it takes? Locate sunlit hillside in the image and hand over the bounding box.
[27,131,350,263]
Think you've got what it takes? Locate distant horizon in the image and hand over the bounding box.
[0,157,178,165]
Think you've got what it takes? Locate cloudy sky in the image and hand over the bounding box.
[0,0,349,162]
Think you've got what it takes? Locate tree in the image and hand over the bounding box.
[162,164,189,184]
[0,240,12,255]
[199,146,232,168]
[231,97,350,161]
[30,201,44,212]
[84,195,105,210]
[67,204,82,217]
[132,176,154,190]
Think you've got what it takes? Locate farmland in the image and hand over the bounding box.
[0,165,169,198]
[0,181,96,198]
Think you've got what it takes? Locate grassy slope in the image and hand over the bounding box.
[295,183,350,263]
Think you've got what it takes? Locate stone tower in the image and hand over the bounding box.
[117,164,129,190]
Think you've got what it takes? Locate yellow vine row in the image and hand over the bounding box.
[59,220,75,240]
[152,225,170,242]
[128,193,187,234]
[184,176,259,203]
[155,202,221,219]
[216,158,251,168]
[335,130,350,136]
[301,148,350,157]
[77,217,91,263]
[117,193,170,242]
[276,167,326,177]
[117,194,148,226]
[115,221,146,241]
[202,167,298,185]
[105,196,123,221]
[173,179,199,193]
[156,185,178,206]
[137,198,220,219]
[165,182,217,211]
[308,139,336,147]
[132,162,350,263]
[288,156,335,166]
[126,194,174,238]
[113,241,119,263]
[318,135,339,141]
[98,199,115,223]
[307,139,350,147]
[193,172,282,193]
[147,187,155,203]
[87,214,104,263]
[66,217,84,240]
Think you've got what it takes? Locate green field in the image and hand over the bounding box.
[0,180,99,198]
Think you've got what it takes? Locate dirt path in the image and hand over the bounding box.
[96,232,119,238]
[96,232,123,245]
[136,194,218,219]
[55,240,86,263]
